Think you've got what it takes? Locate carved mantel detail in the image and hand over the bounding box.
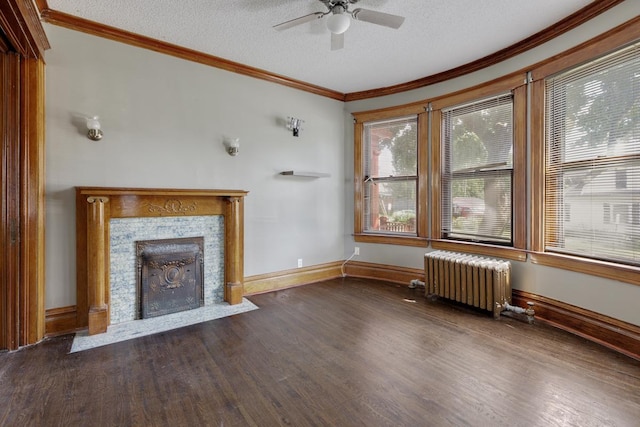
[76,187,249,335]
[146,199,198,214]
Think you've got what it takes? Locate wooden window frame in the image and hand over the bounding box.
[431,73,528,261]
[353,102,429,247]
[530,17,640,286]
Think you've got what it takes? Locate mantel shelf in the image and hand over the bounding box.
[280,171,330,178]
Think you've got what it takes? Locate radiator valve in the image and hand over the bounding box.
[525,301,535,324]
[503,301,535,324]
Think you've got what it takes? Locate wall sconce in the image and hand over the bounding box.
[286,116,304,137]
[224,137,240,156]
[86,116,103,141]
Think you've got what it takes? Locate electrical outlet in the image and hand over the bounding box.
[298,258,303,268]
[354,247,360,255]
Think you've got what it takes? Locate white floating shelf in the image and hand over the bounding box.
[279,171,330,178]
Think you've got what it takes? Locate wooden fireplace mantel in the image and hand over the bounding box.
[75,187,248,335]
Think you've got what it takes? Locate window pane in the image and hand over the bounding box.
[364,179,417,233]
[450,103,513,171]
[442,95,514,244]
[545,42,640,265]
[363,116,418,234]
[445,172,512,243]
[547,162,640,264]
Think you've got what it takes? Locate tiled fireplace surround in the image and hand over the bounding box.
[75,187,248,335]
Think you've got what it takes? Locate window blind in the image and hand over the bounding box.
[545,42,640,265]
[441,94,514,244]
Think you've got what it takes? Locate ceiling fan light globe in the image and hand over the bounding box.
[326,13,350,34]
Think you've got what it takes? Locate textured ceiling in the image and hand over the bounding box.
[45,0,595,94]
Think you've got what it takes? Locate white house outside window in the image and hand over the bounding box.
[544,42,640,265]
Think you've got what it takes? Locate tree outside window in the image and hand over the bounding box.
[363,116,418,234]
[442,95,514,244]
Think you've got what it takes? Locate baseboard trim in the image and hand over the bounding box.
[244,261,344,295]
[343,260,424,286]
[45,305,79,337]
[512,290,640,361]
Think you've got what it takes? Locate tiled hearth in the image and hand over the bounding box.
[109,216,224,324]
[71,298,258,353]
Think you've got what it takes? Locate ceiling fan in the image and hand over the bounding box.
[273,0,405,50]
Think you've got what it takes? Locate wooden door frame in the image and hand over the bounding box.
[0,0,49,351]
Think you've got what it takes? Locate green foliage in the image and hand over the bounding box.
[378,122,417,176]
[566,65,640,150]
[390,210,415,223]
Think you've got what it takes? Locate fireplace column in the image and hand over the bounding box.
[226,196,244,305]
[87,196,109,335]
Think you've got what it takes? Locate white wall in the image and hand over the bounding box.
[44,1,640,328]
[344,1,640,327]
[44,25,345,309]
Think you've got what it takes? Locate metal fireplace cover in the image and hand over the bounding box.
[136,237,204,319]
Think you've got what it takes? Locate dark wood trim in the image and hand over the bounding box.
[0,0,50,59]
[530,14,640,81]
[45,305,78,337]
[530,251,640,287]
[39,9,345,101]
[37,1,622,101]
[0,0,48,353]
[344,0,624,101]
[244,261,343,295]
[19,57,46,344]
[430,240,527,262]
[1,52,21,351]
[513,290,640,361]
[343,261,424,286]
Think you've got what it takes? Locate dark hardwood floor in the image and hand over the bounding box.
[1,278,639,426]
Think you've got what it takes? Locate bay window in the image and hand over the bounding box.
[543,42,640,265]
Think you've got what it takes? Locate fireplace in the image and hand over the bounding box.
[137,237,204,319]
[76,187,248,335]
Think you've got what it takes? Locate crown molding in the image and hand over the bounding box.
[344,0,625,101]
[39,8,345,101]
[38,0,624,100]
[0,0,50,58]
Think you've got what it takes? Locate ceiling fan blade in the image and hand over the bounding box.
[331,32,344,51]
[273,12,324,31]
[352,8,405,29]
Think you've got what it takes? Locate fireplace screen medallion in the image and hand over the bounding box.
[136,237,204,319]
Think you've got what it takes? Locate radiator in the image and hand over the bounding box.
[424,251,512,319]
